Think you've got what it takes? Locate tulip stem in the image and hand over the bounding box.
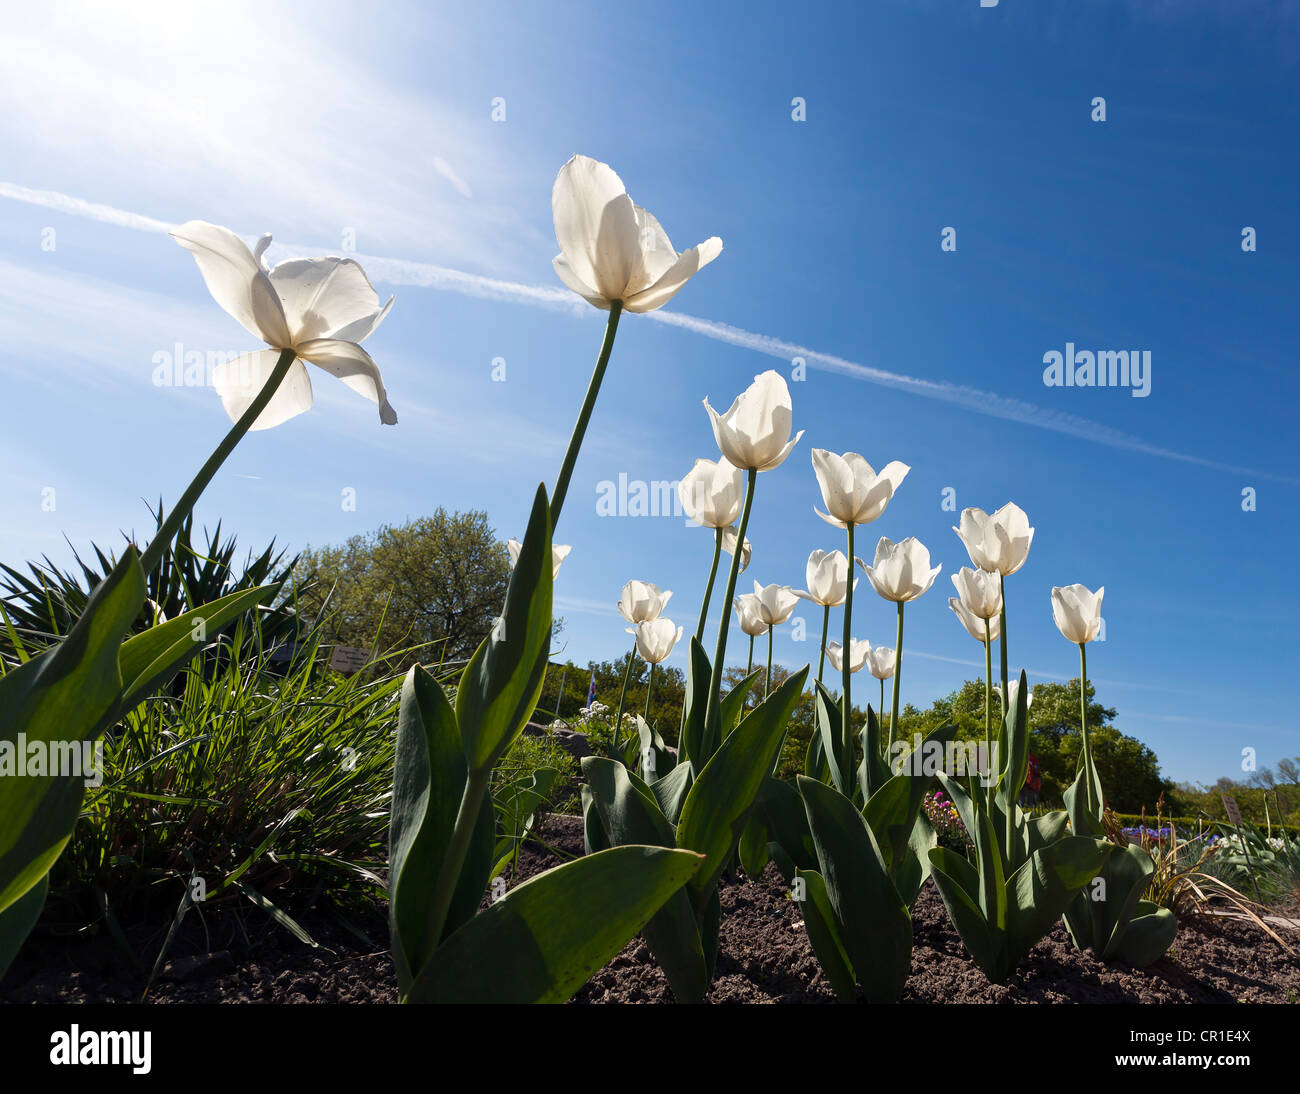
[1079,642,1097,818]
[644,662,655,721]
[747,634,754,675]
[841,522,855,784]
[705,468,757,744]
[880,677,885,728]
[817,603,829,685]
[889,601,904,750]
[139,347,297,577]
[612,642,636,756]
[984,620,993,799]
[998,574,1009,717]
[765,626,773,700]
[695,527,723,646]
[550,300,623,531]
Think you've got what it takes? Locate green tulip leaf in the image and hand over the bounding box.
[456,484,553,774]
[1005,836,1112,970]
[405,845,703,1003]
[795,869,857,1003]
[676,667,808,910]
[0,549,145,915]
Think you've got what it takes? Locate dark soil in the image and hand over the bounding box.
[5,814,1298,1004]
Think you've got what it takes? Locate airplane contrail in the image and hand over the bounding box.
[2,181,1293,486]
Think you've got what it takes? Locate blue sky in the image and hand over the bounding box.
[0,0,1296,786]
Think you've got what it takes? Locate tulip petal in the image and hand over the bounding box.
[171,221,291,347]
[552,155,640,302]
[814,507,847,529]
[295,338,398,425]
[623,237,724,313]
[552,254,610,310]
[212,349,313,431]
[269,257,390,343]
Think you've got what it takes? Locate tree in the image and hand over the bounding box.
[296,509,511,666]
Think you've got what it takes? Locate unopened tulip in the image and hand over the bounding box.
[794,549,856,608]
[826,639,871,674]
[811,450,910,529]
[171,221,396,429]
[751,581,799,626]
[721,524,752,572]
[627,618,683,664]
[951,567,1002,620]
[617,580,672,624]
[704,370,804,472]
[949,597,1003,642]
[551,155,722,313]
[679,457,744,528]
[508,539,571,579]
[861,537,941,603]
[1051,584,1105,645]
[953,503,1035,576]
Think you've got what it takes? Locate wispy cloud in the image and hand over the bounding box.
[3,182,1293,487]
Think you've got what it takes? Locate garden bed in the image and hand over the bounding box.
[4,814,1297,1005]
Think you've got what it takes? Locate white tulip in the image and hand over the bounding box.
[794,549,856,608]
[551,155,722,313]
[826,638,871,674]
[721,524,752,573]
[703,370,804,472]
[678,457,744,528]
[866,646,896,681]
[948,597,1003,643]
[617,580,672,624]
[811,450,910,529]
[1051,584,1105,645]
[751,580,799,626]
[733,594,770,637]
[951,567,1003,620]
[860,537,941,603]
[171,221,396,429]
[507,539,571,579]
[627,618,684,664]
[953,503,1035,576]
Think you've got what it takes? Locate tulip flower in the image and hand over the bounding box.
[679,457,745,529]
[811,450,910,529]
[1051,584,1105,645]
[679,457,744,644]
[171,221,396,429]
[953,503,1035,577]
[866,645,896,722]
[794,549,855,609]
[703,371,804,474]
[617,580,673,625]
[808,450,908,775]
[750,581,798,699]
[733,593,769,675]
[627,617,684,722]
[861,537,941,748]
[628,618,683,666]
[548,156,721,529]
[508,538,571,579]
[552,155,722,314]
[826,638,870,675]
[700,373,801,736]
[951,567,1002,621]
[948,597,1003,643]
[794,549,857,684]
[1052,583,1105,817]
[954,503,1034,711]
